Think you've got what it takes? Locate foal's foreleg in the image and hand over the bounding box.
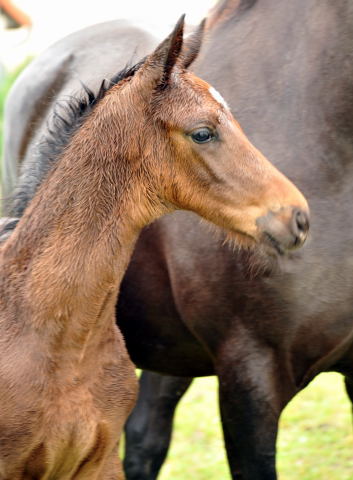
[123,371,193,480]
[73,448,125,480]
[99,450,125,480]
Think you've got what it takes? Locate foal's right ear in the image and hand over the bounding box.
[138,15,185,90]
[180,18,206,69]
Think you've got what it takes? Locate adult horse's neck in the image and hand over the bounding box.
[0,87,163,338]
[200,0,353,192]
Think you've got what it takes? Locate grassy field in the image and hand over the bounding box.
[0,61,31,160]
[159,373,353,480]
[1,67,352,479]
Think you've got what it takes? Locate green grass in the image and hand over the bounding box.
[1,67,353,480]
[0,60,31,159]
[159,373,353,480]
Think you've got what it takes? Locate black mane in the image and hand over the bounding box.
[6,60,144,223]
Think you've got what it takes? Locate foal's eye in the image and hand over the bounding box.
[190,127,216,144]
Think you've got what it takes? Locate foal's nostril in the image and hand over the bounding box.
[292,208,310,246]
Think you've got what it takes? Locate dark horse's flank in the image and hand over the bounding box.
[2,0,353,479]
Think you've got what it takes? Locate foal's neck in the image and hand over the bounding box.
[1,89,165,332]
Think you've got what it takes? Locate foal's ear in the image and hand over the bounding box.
[180,18,206,69]
[140,15,185,89]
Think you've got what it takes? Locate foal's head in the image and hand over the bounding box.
[106,16,309,254]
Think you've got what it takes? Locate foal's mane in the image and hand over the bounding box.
[5,60,144,226]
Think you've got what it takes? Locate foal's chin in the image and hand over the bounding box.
[222,222,307,265]
[223,228,280,260]
[223,228,258,251]
[209,226,281,279]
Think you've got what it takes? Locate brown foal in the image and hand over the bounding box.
[0,17,309,480]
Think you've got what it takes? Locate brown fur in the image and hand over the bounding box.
[0,17,308,480]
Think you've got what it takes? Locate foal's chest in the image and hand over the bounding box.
[0,325,137,478]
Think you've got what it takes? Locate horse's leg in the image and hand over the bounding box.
[218,396,278,480]
[123,371,193,480]
[216,347,289,480]
[344,374,353,424]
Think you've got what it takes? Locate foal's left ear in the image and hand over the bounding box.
[140,15,185,89]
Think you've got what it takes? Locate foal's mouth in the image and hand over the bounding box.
[263,232,286,256]
[211,219,292,257]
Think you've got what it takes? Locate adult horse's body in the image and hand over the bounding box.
[2,0,353,479]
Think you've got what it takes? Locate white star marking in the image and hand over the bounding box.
[209,86,229,110]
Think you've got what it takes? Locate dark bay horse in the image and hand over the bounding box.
[121,1,353,478]
[0,16,310,479]
[3,0,353,478]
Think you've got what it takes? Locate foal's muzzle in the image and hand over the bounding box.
[257,207,310,254]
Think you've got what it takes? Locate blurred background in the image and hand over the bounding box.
[0,1,353,479]
[0,0,214,72]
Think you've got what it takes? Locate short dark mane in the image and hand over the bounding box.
[6,59,145,222]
